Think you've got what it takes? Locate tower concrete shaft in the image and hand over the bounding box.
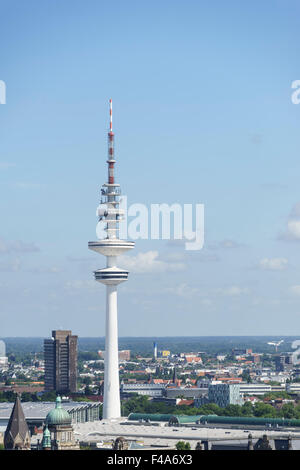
[88,100,134,419]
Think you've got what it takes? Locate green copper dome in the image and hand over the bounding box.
[45,396,71,426]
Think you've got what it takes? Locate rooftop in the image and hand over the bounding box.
[0,401,100,421]
[52,419,300,450]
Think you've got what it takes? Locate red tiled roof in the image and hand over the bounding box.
[177,399,194,406]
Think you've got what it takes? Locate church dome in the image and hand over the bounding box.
[45,396,71,426]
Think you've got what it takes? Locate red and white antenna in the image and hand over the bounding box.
[107,99,115,184]
[109,98,113,133]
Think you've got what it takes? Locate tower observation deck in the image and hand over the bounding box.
[88,100,134,419]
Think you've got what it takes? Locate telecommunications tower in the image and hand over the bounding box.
[88,100,134,419]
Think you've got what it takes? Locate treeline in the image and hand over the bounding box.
[0,390,57,403]
[2,336,300,358]
[121,395,300,420]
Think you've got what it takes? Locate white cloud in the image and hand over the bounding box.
[285,220,300,240]
[119,250,186,273]
[64,280,99,291]
[164,283,201,298]
[219,239,241,249]
[215,286,249,296]
[258,257,288,271]
[279,203,300,241]
[0,238,39,254]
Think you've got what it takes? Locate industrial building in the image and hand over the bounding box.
[120,383,165,397]
[0,400,100,435]
[68,417,300,450]
[165,387,208,399]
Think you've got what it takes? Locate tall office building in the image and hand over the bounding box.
[44,330,78,394]
[275,354,293,372]
[208,383,243,408]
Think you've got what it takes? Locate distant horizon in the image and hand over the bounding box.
[0,335,298,339]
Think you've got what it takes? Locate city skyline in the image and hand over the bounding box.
[1,1,300,336]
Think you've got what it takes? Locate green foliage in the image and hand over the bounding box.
[21,392,39,402]
[38,390,57,401]
[82,377,93,385]
[253,402,277,418]
[263,391,292,400]
[222,404,243,417]
[194,403,223,416]
[120,374,149,382]
[242,370,252,383]
[78,351,100,361]
[176,441,191,450]
[241,401,254,416]
[0,391,16,402]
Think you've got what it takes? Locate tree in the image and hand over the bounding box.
[253,402,277,418]
[278,403,296,419]
[83,377,93,386]
[223,404,243,417]
[242,371,252,383]
[241,401,254,416]
[176,441,191,450]
[39,390,57,401]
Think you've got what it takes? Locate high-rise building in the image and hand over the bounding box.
[44,330,78,394]
[275,354,293,372]
[88,100,135,419]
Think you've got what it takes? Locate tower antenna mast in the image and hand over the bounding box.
[88,100,135,419]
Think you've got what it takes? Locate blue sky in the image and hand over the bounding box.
[1,0,300,336]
